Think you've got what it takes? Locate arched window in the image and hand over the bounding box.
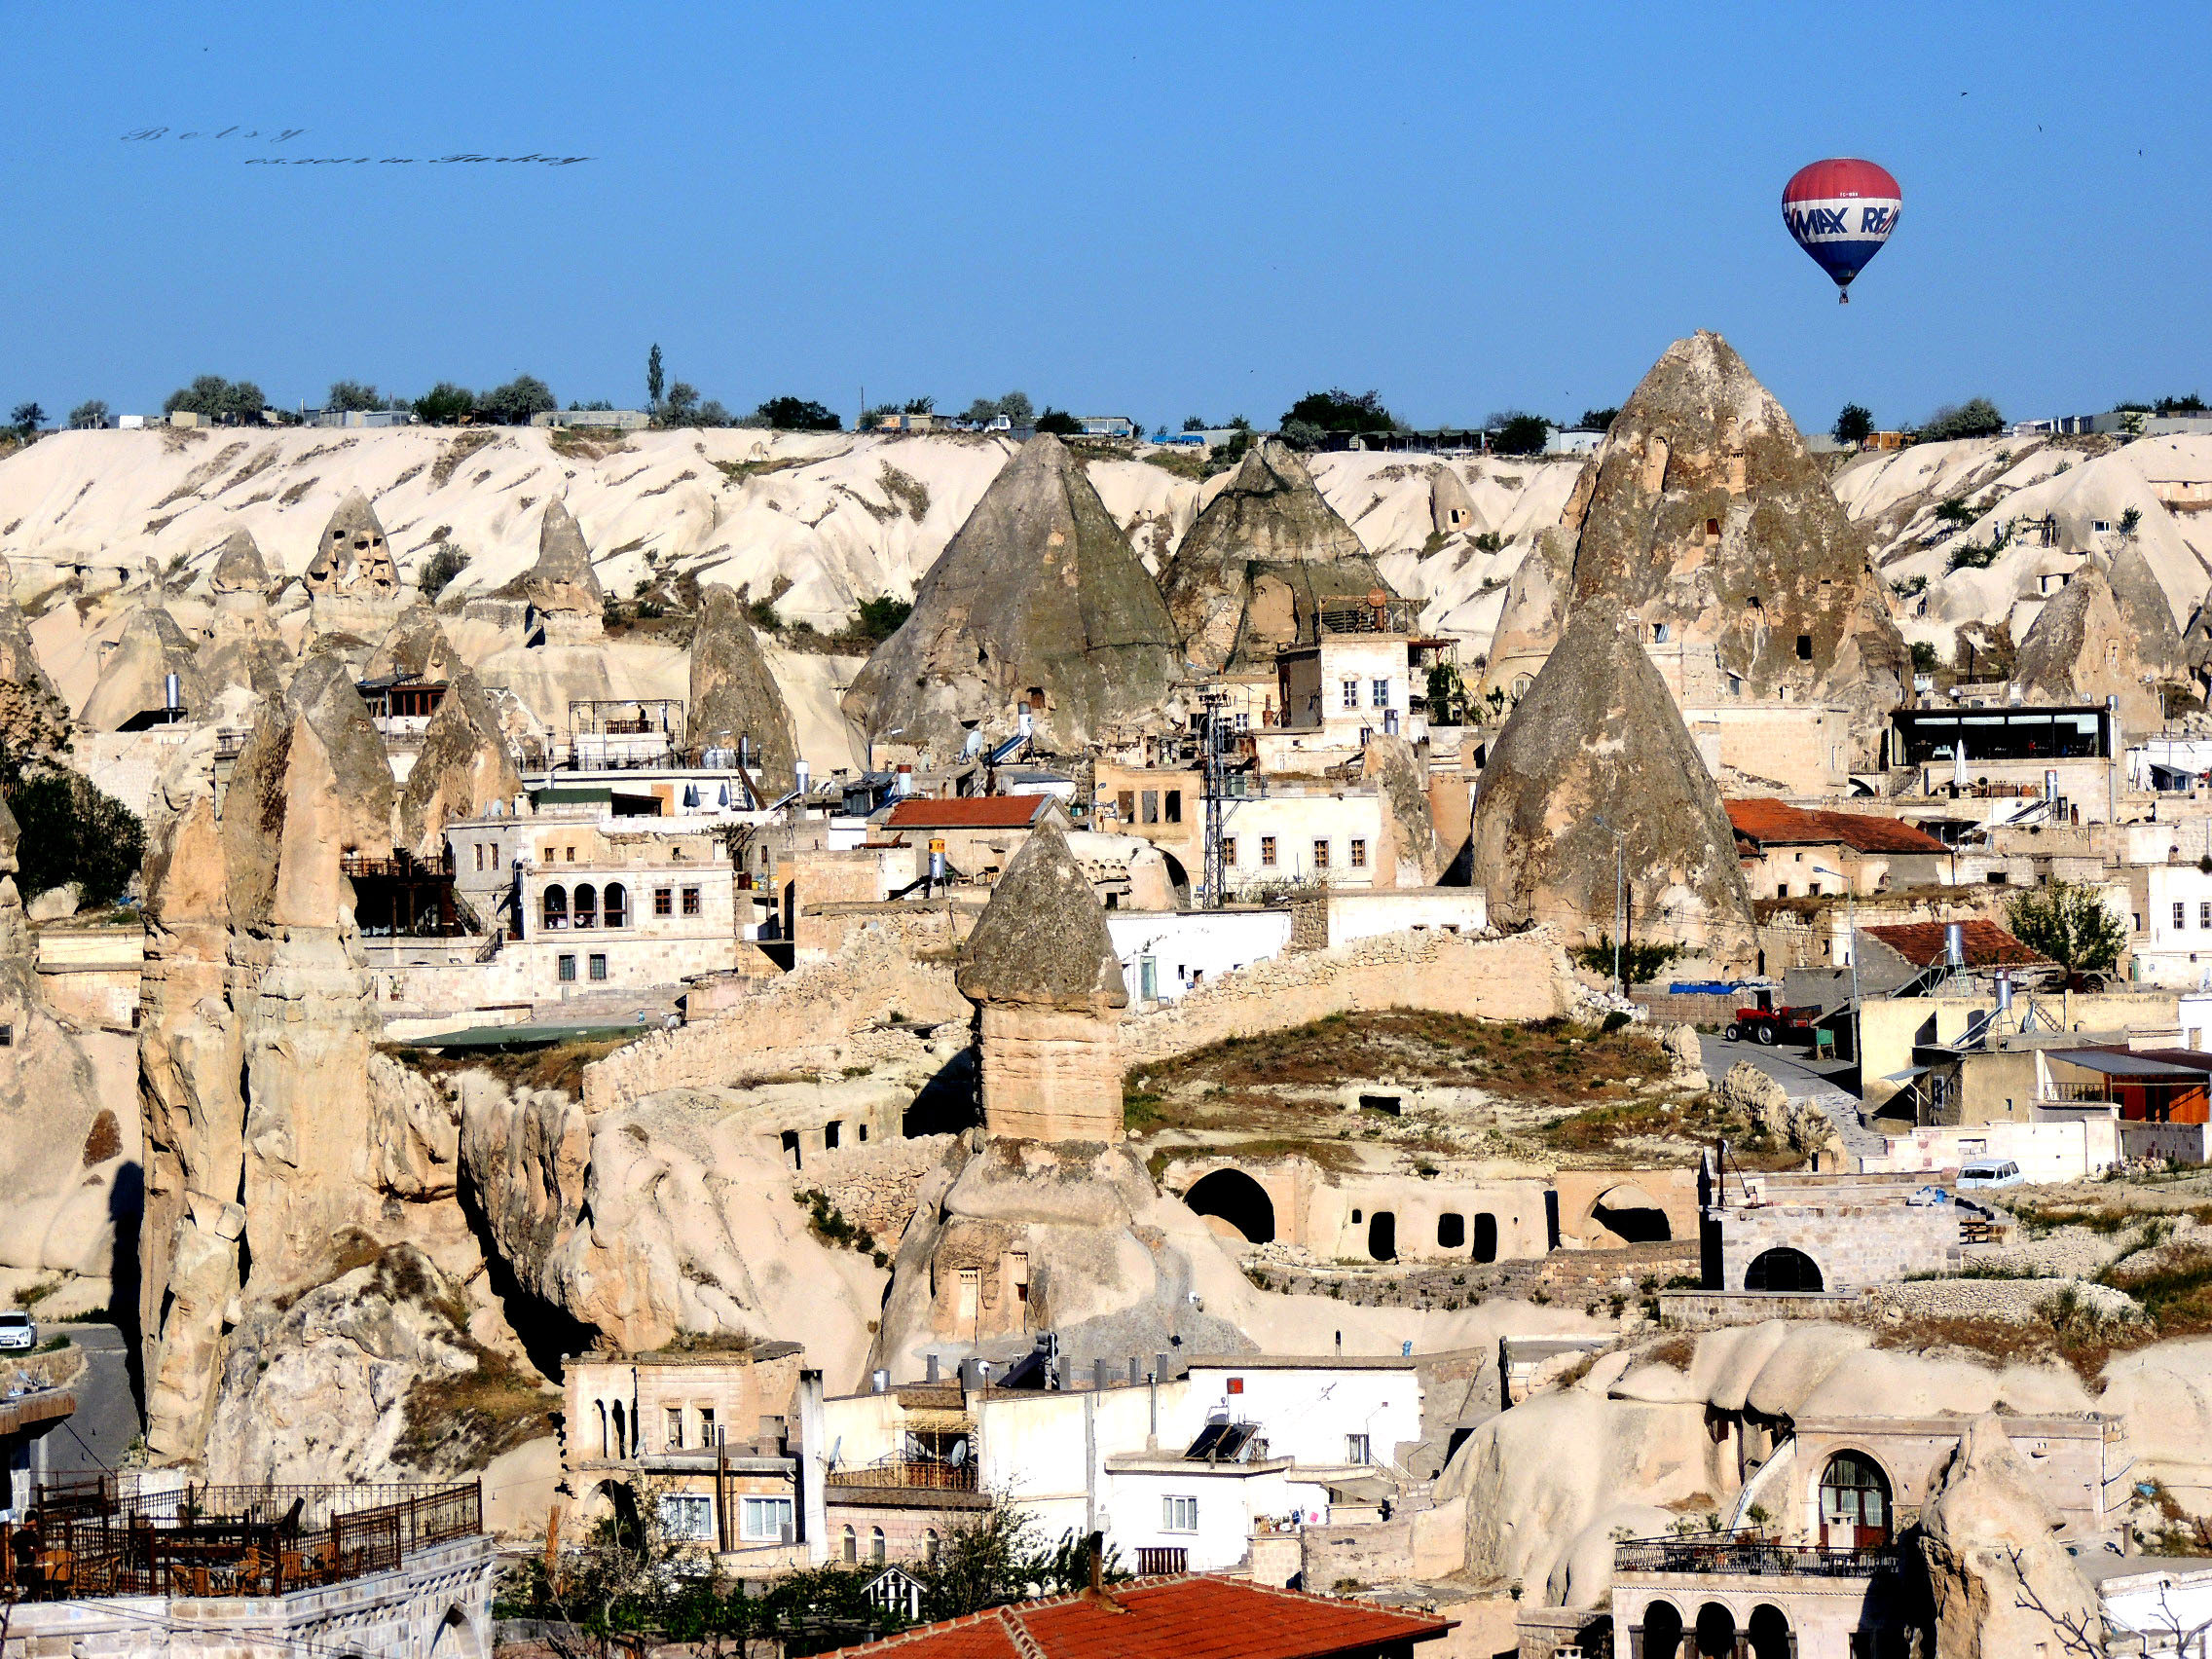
[869,1527,886,1564]
[1820,1452,1893,1548]
[1640,1601,1683,1659]
[1745,1246,1824,1293]
[1748,1604,1792,1659]
[604,883,629,928]
[1694,1602,1737,1658]
[610,1400,628,1459]
[542,885,569,931]
[842,1526,857,1564]
[1183,1169,1275,1243]
[574,884,598,929]
[597,1400,608,1458]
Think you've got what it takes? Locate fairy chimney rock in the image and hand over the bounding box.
[957,822,1127,1143]
[1919,1414,2098,1659]
[842,433,1179,756]
[305,492,399,599]
[81,605,203,731]
[1161,437,1374,675]
[687,584,801,795]
[1469,606,1756,966]
[2013,551,2180,731]
[490,501,606,643]
[210,527,274,598]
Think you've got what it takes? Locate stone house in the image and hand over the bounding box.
[1698,1164,1977,1294]
[1725,799,1953,900]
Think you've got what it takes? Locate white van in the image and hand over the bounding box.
[1958,1160,2025,1190]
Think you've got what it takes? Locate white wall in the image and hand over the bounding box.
[1325,891,1488,949]
[1100,1464,1325,1571]
[1179,1364,1423,1474]
[1862,1117,2121,1183]
[2100,1565,2212,1653]
[1107,910,1293,1003]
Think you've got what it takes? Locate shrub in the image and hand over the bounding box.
[854,595,912,641]
[1,751,145,906]
[418,542,469,600]
[1832,403,1874,444]
[1568,936,1684,985]
[1919,398,2006,441]
[1033,408,1081,436]
[162,376,264,424]
[1279,388,1398,439]
[755,395,841,431]
[412,382,476,425]
[1489,413,1551,456]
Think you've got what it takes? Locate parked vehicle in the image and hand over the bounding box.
[0,1310,35,1351]
[1958,1160,2026,1190]
[1724,987,1823,1047]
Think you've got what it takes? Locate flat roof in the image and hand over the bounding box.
[403,1020,649,1051]
[1181,1353,1419,1371]
[2048,1050,2208,1079]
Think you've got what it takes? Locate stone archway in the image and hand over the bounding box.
[1748,1603,1791,1659]
[1745,1246,1824,1293]
[429,1607,485,1659]
[1641,1600,1684,1659]
[1589,1182,1673,1244]
[1182,1168,1276,1244]
[1693,1601,1737,1658]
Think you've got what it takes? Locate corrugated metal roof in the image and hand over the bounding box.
[2047,1050,2206,1078]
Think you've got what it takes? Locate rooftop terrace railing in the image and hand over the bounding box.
[1613,1534,1901,1579]
[6,1477,481,1602]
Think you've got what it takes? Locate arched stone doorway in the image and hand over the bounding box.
[1820,1450,1894,1548]
[1693,1602,1737,1658]
[429,1607,485,1659]
[1367,1211,1397,1262]
[1183,1169,1275,1244]
[1641,1599,1684,1659]
[1745,1246,1824,1293]
[1748,1603,1791,1659]
[1590,1183,1673,1243]
[1471,1212,1497,1262]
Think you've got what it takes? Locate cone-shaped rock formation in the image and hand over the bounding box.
[497,500,605,616]
[957,821,1127,1016]
[210,527,274,596]
[686,584,800,796]
[81,605,204,731]
[2013,551,2183,731]
[843,434,1179,754]
[304,491,399,600]
[1468,606,1755,963]
[1919,1414,2097,1658]
[370,608,521,860]
[1511,331,1907,740]
[1161,438,1378,675]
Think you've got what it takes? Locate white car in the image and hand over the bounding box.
[1958,1160,2025,1190]
[0,1311,34,1351]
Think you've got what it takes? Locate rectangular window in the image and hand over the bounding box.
[1349,839,1367,869]
[739,1497,793,1543]
[698,1407,716,1445]
[565,846,576,863]
[1118,791,1136,822]
[1342,679,1360,710]
[682,887,701,915]
[666,1408,684,1450]
[1651,622,1671,644]
[660,1493,714,1541]
[557,954,577,982]
[956,1268,980,1319]
[655,887,673,916]
[1142,790,1160,825]
[1260,836,1277,867]
[1312,839,1330,869]
[2200,902,2210,930]
[1164,790,1182,824]
[589,954,608,981]
[1346,1433,1372,1465]
[473,843,484,872]
[1221,837,1237,867]
[1162,1495,1198,1533]
[2177,903,2188,930]
[1372,678,1389,708]
[1235,711,1250,731]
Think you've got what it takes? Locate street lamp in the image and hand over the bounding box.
[1813,865,1860,1069]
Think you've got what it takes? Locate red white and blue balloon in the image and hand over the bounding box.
[1782,159,1901,303]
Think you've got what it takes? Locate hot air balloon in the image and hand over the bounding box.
[1783,159,1901,303]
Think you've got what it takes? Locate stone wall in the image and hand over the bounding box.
[1121,927,1572,1065]
[804,1134,960,1246]
[1714,1196,1960,1293]
[1658,1289,1866,1329]
[581,912,969,1115]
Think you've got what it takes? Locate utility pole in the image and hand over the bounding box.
[1614,832,1626,997]
[1199,683,1230,910]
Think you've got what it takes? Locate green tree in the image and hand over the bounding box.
[419,543,470,600]
[755,395,842,431]
[1489,413,1551,456]
[913,1506,1124,1622]
[1567,936,1683,987]
[2006,880,2126,977]
[902,395,936,415]
[960,396,1000,424]
[1280,387,1397,440]
[0,749,145,907]
[325,380,388,413]
[1181,414,1206,432]
[996,390,1035,426]
[67,399,108,429]
[2120,506,2143,536]
[1909,640,1941,676]
[1033,408,1081,436]
[1832,403,1875,444]
[646,343,664,410]
[855,595,912,641]
[1920,398,2006,441]
[475,374,556,425]
[9,402,45,434]
[1578,406,1620,432]
[2156,393,2206,416]
[163,376,264,424]
[412,382,476,425]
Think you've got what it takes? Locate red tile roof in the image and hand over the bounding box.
[1861,919,2051,969]
[884,796,1054,830]
[1724,798,1948,856]
[823,1575,1454,1659]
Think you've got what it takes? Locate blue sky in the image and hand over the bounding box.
[5,4,2208,434]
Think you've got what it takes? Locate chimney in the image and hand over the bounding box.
[870,1368,889,1395]
[895,763,914,796]
[925,1352,940,1384]
[796,1369,829,1563]
[1093,1358,1110,1391]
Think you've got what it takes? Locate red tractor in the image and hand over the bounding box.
[1725,987,1822,1047]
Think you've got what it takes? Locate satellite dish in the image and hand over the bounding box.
[948,1439,969,1467]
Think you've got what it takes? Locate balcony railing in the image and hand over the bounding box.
[826,1457,978,1493]
[1613,1534,1900,1578]
[1134,1547,1188,1576]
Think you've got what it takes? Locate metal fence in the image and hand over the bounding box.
[1613,1534,1901,1578]
[6,1478,481,1602]
[825,1457,979,1493]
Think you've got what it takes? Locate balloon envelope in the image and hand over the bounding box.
[1783,159,1901,293]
